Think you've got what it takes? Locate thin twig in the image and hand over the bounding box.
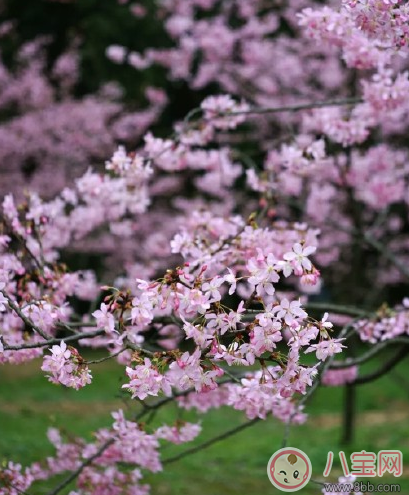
[3,329,105,351]
[56,321,98,329]
[86,348,127,364]
[228,97,363,116]
[244,303,370,319]
[163,418,260,465]
[330,337,409,369]
[220,367,242,383]
[305,302,369,318]
[125,340,155,357]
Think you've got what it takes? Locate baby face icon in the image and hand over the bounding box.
[267,447,312,492]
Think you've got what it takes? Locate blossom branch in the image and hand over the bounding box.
[0,290,52,340]
[44,376,241,495]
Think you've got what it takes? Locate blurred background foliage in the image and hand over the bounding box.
[0,0,210,133]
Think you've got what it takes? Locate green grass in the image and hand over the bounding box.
[1,351,409,494]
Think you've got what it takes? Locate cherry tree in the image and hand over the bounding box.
[1,1,409,494]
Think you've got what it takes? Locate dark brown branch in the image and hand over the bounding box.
[183,97,363,128]
[305,302,369,318]
[363,233,409,279]
[352,347,409,385]
[229,97,363,116]
[85,348,127,364]
[330,337,409,369]
[162,418,260,465]
[3,329,105,351]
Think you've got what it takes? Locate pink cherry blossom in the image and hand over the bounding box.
[283,242,317,276]
[155,422,201,444]
[272,298,308,327]
[41,342,92,389]
[306,338,346,361]
[92,303,116,335]
[123,358,171,399]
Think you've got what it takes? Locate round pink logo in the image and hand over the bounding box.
[267,447,312,492]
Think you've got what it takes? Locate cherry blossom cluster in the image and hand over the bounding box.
[41,341,92,389]
[343,0,409,48]
[0,462,34,495]
[155,422,202,444]
[0,32,167,201]
[111,226,345,424]
[321,366,358,387]
[354,298,409,343]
